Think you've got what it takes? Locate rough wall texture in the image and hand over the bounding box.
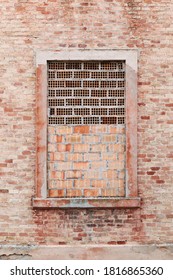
[48,125,125,198]
[0,0,173,250]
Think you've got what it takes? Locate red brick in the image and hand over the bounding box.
[156,180,165,184]
[150,167,160,171]
[141,116,150,120]
[0,163,7,168]
[147,171,155,175]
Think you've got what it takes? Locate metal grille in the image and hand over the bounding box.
[48,61,125,125]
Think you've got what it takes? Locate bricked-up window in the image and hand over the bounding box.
[33,50,140,208]
[47,61,125,198]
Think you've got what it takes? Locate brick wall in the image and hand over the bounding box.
[48,125,125,198]
[0,0,173,246]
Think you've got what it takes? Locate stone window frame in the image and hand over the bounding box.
[32,49,140,209]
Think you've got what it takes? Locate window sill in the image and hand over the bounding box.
[32,197,141,209]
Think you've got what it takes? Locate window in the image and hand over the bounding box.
[33,50,140,208]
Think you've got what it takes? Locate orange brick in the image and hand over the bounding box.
[84,153,100,161]
[56,126,72,134]
[108,144,124,153]
[66,153,83,161]
[57,144,72,152]
[55,135,63,142]
[91,125,107,133]
[48,126,55,134]
[102,153,117,161]
[91,180,107,188]
[91,144,107,152]
[109,126,125,134]
[84,189,99,197]
[49,189,65,197]
[118,183,125,196]
[84,170,100,179]
[48,135,56,143]
[102,134,116,142]
[56,162,72,170]
[65,170,83,179]
[108,161,124,170]
[48,180,56,188]
[66,189,82,197]
[66,135,82,143]
[48,144,56,152]
[108,179,120,188]
[109,179,124,190]
[119,170,125,179]
[49,171,64,180]
[101,188,118,197]
[103,170,118,179]
[48,180,73,189]
[73,162,89,170]
[118,153,125,161]
[118,134,125,144]
[74,126,89,134]
[84,135,100,143]
[47,162,54,170]
[90,161,107,169]
[48,152,54,161]
[53,152,65,161]
[74,144,89,152]
[74,179,90,188]
[56,180,73,188]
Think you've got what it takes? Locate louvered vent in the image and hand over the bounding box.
[48,61,125,125]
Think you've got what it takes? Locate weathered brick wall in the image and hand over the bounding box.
[0,0,173,246]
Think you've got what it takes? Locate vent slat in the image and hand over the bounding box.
[48,61,125,125]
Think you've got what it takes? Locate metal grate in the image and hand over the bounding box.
[48,61,125,125]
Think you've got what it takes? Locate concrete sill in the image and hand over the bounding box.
[32,197,141,209]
